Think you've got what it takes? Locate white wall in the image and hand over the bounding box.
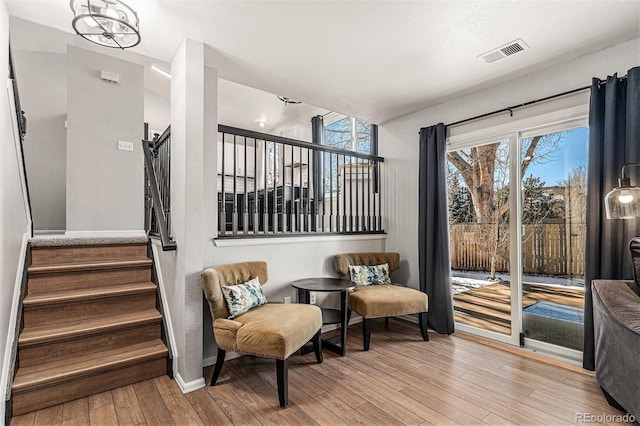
[66,46,144,233]
[380,37,640,290]
[12,50,66,232]
[1,0,31,419]
[144,88,170,136]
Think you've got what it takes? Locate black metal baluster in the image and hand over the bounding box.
[243,136,248,234]
[349,155,354,232]
[272,143,278,234]
[307,147,312,232]
[232,134,238,234]
[330,152,338,232]
[367,158,371,231]
[298,145,303,232]
[377,160,382,231]
[361,156,366,231]
[263,140,268,233]
[355,156,359,231]
[253,138,258,234]
[289,145,294,233]
[281,142,287,233]
[219,133,226,234]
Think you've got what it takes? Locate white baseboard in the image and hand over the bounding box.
[175,373,206,394]
[150,242,179,376]
[33,229,65,235]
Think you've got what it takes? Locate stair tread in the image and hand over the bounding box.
[13,340,168,392]
[28,259,152,275]
[24,281,156,306]
[19,309,163,346]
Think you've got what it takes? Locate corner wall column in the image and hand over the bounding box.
[170,38,218,391]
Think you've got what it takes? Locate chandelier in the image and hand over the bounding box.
[70,0,140,49]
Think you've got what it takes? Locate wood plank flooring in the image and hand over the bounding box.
[454,282,585,334]
[11,319,624,426]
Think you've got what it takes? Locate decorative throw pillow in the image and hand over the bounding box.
[349,263,391,287]
[222,277,267,319]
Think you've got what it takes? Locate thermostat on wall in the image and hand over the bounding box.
[100,70,120,84]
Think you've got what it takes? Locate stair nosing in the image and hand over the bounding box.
[19,309,163,347]
[28,259,153,275]
[12,340,168,393]
[23,282,157,307]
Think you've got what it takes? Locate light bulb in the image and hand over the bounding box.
[619,192,634,203]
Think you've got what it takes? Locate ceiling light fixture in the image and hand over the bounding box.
[151,64,171,79]
[70,0,140,49]
[259,121,266,128]
[277,95,302,105]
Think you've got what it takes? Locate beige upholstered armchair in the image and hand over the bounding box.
[201,261,323,408]
[334,252,429,350]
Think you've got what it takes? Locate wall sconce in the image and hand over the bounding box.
[70,0,140,49]
[605,163,640,219]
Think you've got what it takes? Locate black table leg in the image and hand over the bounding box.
[339,290,348,356]
[297,288,308,304]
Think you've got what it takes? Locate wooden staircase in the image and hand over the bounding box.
[11,240,169,416]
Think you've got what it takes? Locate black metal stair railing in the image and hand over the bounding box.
[143,126,176,250]
[217,125,385,237]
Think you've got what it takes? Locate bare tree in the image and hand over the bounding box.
[447,133,565,280]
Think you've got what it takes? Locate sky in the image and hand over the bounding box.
[523,127,588,186]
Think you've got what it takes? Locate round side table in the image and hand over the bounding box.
[291,278,354,356]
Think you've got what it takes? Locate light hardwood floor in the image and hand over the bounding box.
[10,319,626,425]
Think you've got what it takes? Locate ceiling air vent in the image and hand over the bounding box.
[478,39,530,64]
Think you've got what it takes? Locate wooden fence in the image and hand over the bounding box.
[450,223,586,277]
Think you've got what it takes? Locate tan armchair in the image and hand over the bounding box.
[334,252,429,350]
[201,261,323,408]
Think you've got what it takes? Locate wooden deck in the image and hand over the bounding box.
[453,282,585,335]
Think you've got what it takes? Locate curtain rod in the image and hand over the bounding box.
[447,85,591,128]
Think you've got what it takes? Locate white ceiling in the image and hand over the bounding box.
[6,0,640,126]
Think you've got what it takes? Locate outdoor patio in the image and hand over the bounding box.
[452,274,585,340]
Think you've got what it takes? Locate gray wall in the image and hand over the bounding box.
[66,46,144,232]
[380,37,640,290]
[0,0,31,419]
[13,50,66,232]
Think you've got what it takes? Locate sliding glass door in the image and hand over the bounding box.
[520,126,588,353]
[447,122,588,353]
[448,139,513,337]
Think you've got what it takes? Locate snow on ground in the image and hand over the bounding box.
[451,271,585,295]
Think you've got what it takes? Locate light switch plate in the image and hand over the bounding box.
[117,140,134,152]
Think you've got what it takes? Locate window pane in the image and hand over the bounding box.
[324,117,352,150]
[448,140,512,336]
[520,127,587,351]
[355,119,371,154]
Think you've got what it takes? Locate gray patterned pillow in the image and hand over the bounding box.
[222,277,267,319]
[349,263,391,287]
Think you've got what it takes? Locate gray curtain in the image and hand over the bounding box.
[419,123,455,334]
[584,66,640,370]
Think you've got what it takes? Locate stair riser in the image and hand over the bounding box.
[19,323,162,368]
[11,357,167,416]
[27,267,152,294]
[23,293,158,328]
[30,244,148,266]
